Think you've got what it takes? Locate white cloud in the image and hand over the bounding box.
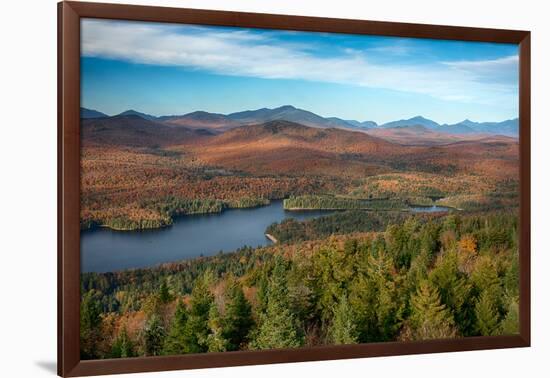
[81,19,518,105]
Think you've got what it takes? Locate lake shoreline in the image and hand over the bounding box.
[265,233,278,243]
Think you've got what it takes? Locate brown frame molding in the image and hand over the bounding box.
[58,1,531,376]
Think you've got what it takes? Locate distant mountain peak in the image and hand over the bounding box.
[381,116,440,130]
[276,105,297,110]
[117,109,158,121]
[81,107,109,119]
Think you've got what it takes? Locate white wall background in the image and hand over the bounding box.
[1,0,548,376]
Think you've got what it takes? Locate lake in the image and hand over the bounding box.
[81,200,333,273]
[81,200,450,273]
[410,205,450,213]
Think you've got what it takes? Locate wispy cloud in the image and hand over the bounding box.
[81,19,518,105]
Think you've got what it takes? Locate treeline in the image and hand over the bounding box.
[82,196,272,231]
[266,210,445,244]
[437,191,519,212]
[143,197,226,217]
[81,211,519,359]
[284,195,407,210]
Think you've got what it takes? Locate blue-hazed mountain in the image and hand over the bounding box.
[81,107,109,119]
[227,105,365,130]
[379,116,518,137]
[381,116,441,130]
[115,109,159,121]
[344,119,378,129]
[440,118,519,136]
[158,111,240,131]
[82,105,518,138]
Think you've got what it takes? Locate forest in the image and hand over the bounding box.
[80,116,520,359]
[80,211,519,359]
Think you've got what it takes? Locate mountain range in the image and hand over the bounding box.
[80,105,519,137]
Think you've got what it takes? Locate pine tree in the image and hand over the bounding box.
[80,290,102,359]
[223,283,254,350]
[429,251,473,335]
[328,294,358,345]
[163,300,188,355]
[159,280,173,304]
[475,290,500,336]
[181,274,214,353]
[500,298,519,335]
[142,314,166,356]
[206,303,229,352]
[408,280,457,340]
[251,257,303,349]
[350,249,401,342]
[111,328,135,358]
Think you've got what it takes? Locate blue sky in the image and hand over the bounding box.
[81,19,519,124]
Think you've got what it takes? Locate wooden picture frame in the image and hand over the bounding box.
[58,1,531,376]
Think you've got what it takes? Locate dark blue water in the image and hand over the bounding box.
[81,200,450,273]
[81,200,332,273]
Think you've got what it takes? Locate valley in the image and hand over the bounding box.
[80,108,519,232]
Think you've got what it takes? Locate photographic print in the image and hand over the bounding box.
[78,18,520,360]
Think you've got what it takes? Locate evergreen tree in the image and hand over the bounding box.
[159,280,173,304]
[142,314,166,356]
[206,303,229,352]
[111,328,135,358]
[429,251,473,335]
[251,257,303,349]
[501,299,519,335]
[328,294,358,345]
[80,290,102,359]
[407,280,457,340]
[181,274,214,353]
[471,256,503,312]
[163,300,188,355]
[223,283,254,350]
[475,290,500,336]
[349,249,401,343]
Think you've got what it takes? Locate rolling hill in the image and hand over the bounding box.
[159,111,241,131]
[227,105,360,130]
[366,125,495,146]
[81,115,206,147]
[186,120,413,177]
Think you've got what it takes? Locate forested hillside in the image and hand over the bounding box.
[80,211,519,359]
[80,120,519,231]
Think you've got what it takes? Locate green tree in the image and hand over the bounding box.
[328,294,358,345]
[501,298,519,335]
[142,314,166,356]
[159,280,173,304]
[181,274,214,353]
[111,328,135,358]
[251,257,303,349]
[350,249,402,342]
[80,290,102,359]
[206,303,229,352]
[163,300,188,355]
[429,251,473,335]
[475,290,500,336]
[407,280,457,340]
[223,283,254,350]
